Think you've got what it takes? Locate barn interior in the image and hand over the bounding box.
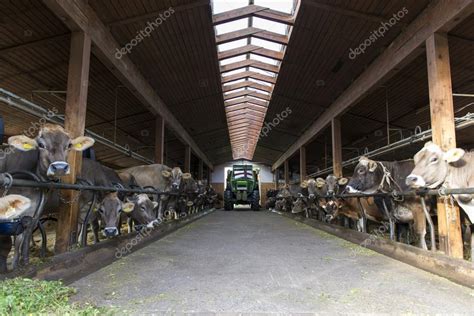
[0,0,473,313]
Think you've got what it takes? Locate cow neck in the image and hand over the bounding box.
[376,161,402,193]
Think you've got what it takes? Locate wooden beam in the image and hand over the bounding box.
[225,102,267,113]
[213,4,267,25]
[272,0,474,170]
[253,8,295,25]
[225,96,269,107]
[55,31,91,254]
[184,145,191,173]
[224,89,271,101]
[222,71,277,84]
[426,32,463,259]
[300,146,306,182]
[154,115,165,164]
[331,117,343,177]
[284,160,289,184]
[43,0,213,169]
[223,81,273,93]
[218,45,284,61]
[108,1,209,27]
[220,59,280,74]
[213,4,294,25]
[216,27,289,46]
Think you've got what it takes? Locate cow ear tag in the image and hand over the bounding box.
[443,148,465,163]
[74,143,83,149]
[23,143,34,150]
[122,202,135,213]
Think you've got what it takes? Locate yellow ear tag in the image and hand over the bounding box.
[123,203,134,213]
[74,143,83,149]
[93,207,98,213]
[23,143,33,150]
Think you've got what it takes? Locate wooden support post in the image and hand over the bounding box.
[198,159,204,180]
[426,32,463,258]
[154,115,164,164]
[55,32,91,254]
[331,117,343,177]
[284,160,289,184]
[184,145,191,173]
[299,146,306,183]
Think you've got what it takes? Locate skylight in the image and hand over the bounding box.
[212,0,297,160]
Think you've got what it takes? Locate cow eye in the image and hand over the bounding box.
[430,157,438,163]
[140,206,146,211]
[357,168,364,174]
[67,143,72,150]
[38,142,45,149]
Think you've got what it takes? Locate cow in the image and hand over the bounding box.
[0,123,94,272]
[119,165,191,221]
[274,185,293,212]
[78,160,159,243]
[406,142,474,256]
[316,174,388,234]
[265,189,279,210]
[346,157,429,249]
[297,178,328,220]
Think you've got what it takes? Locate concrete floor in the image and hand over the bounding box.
[72,210,474,314]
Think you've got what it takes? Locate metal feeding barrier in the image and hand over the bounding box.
[0,174,181,197]
[291,186,474,253]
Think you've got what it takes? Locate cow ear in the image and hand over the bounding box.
[300,180,308,188]
[338,177,348,185]
[443,148,465,163]
[152,201,159,208]
[71,136,95,151]
[182,173,192,180]
[161,170,171,178]
[8,135,38,151]
[122,202,135,213]
[368,160,377,172]
[0,195,31,219]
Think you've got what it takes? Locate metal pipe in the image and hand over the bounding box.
[0,89,153,164]
[0,176,181,196]
[453,93,474,98]
[309,113,474,178]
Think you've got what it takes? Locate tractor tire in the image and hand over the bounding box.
[250,190,260,211]
[224,189,234,211]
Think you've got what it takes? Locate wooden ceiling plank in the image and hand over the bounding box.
[43,0,213,169]
[213,4,267,25]
[272,0,474,170]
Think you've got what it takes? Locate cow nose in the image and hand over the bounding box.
[104,227,118,237]
[172,183,179,189]
[48,161,70,176]
[406,174,420,187]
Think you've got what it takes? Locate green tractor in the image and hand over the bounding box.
[224,164,260,211]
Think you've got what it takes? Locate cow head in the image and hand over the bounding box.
[302,178,326,199]
[325,174,348,195]
[346,157,381,193]
[161,167,191,192]
[125,194,159,229]
[97,192,134,237]
[406,142,465,188]
[277,184,291,199]
[0,195,31,220]
[8,124,94,179]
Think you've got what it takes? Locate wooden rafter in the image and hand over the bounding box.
[221,71,277,84]
[272,0,474,170]
[225,96,268,107]
[223,81,273,93]
[43,0,214,169]
[220,59,279,74]
[213,4,294,25]
[216,27,289,45]
[218,45,284,61]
